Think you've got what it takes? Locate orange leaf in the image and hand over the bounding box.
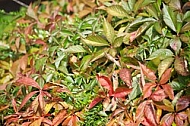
[139,63,157,81]
[161,84,174,100]
[20,55,28,71]
[72,115,79,126]
[16,77,41,89]
[159,68,172,84]
[143,83,156,99]
[89,97,104,109]
[21,122,31,126]
[52,110,67,126]
[114,87,132,98]
[29,117,43,126]
[62,116,72,125]
[19,91,39,110]
[42,118,53,125]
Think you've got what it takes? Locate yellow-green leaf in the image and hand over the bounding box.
[103,18,115,44]
[82,35,109,46]
[158,57,174,78]
[106,5,128,17]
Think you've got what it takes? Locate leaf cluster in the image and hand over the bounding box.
[0,0,190,126]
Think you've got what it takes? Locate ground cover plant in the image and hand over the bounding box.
[0,0,190,125]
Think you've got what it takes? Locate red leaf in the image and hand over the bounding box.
[161,113,174,126]
[176,96,190,112]
[96,74,113,95]
[35,39,47,45]
[136,101,147,121]
[151,89,166,101]
[19,91,39,110]
[161,84,174,100]
[144,103,157,126]
[52,110,67,126]
[39,91,45,111]
[159,68,172,84]
[143,83,156,99]
[17,77,41,89]
[114,87,132,98]
[89,97,104,109]
[119,68,132,86]
[139,63,157,81]
[175,112,187,126]
[12,98,18,113]
[141,117,155,126]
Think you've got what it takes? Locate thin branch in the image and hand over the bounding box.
[12,0,29,8]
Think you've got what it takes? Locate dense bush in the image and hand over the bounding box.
[0,0,190,125]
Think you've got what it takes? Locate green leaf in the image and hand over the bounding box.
[126,17,156,33]
[136,22,154,38]
[170,80,186,91]
[80,55,92,71]
[103,18,115,44]
[113,36,123,48]
[91,48,109,62]
[106,5,129,17]
[162,4,177,32]
[146,4,159,19]
[158,57,174,78]
[62,45,86,53]
[35,57,47,71]
[55,55,65,69]
[183,11,190,22]
[126,0,136,11]
[147,49,174,60]
[82,35,109,46]
[129,76,141,101]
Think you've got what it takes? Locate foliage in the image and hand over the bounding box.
[0,0,190,125]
